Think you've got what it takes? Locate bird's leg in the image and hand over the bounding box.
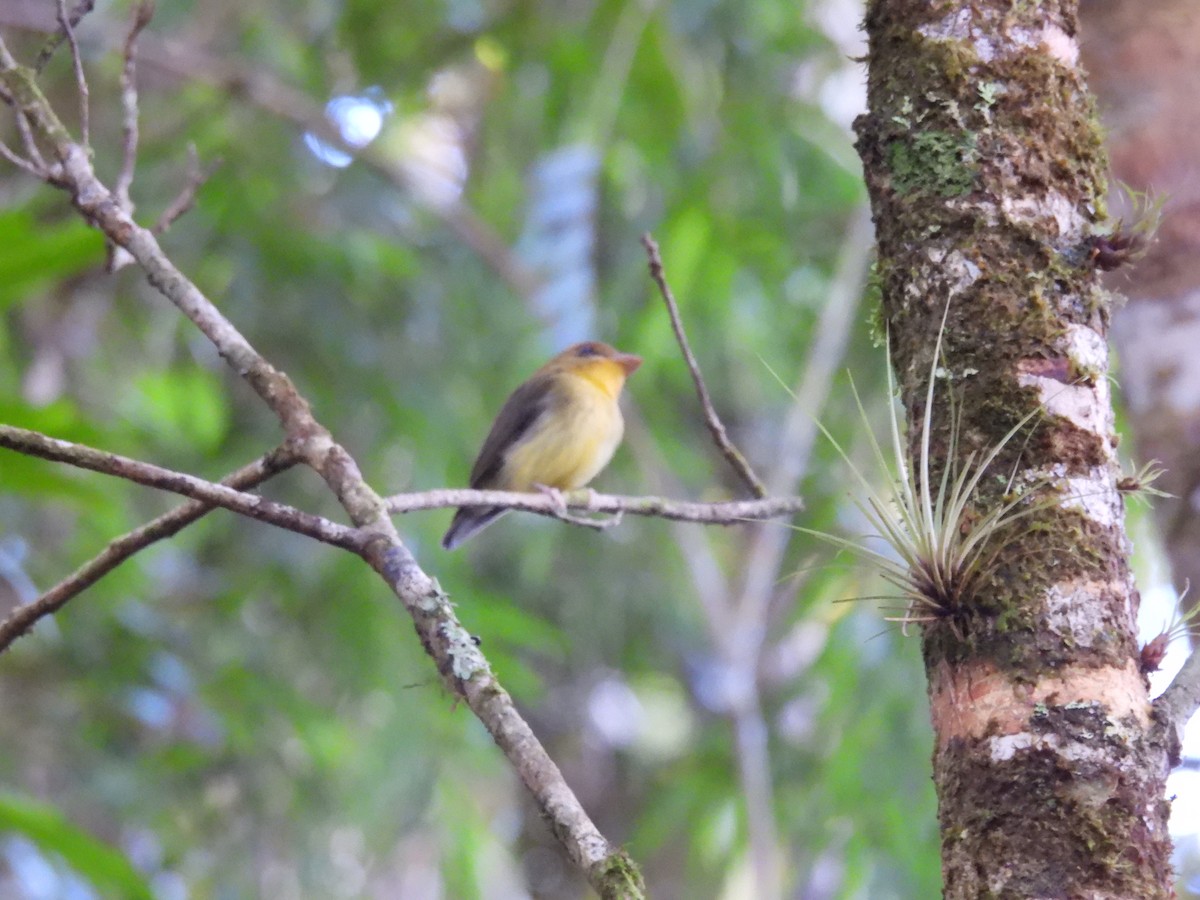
[534,485,619,533]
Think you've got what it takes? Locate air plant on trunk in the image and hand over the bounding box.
[789,306,1050,636]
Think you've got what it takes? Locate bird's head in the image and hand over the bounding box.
[542,341,642,397]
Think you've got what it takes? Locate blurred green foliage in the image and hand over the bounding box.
[0,0,942,896]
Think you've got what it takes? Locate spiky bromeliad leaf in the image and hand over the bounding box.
[778,303,1051,634]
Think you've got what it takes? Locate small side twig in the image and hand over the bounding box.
[1153,643,1200,765]
[0,138,42,177]
[56,0,89,150]
[0,445,297,653]
[0,425,361,552]
[115,0,154,212]
[12,105,48,173]
[153,144,221,235]
[640,232,767,499]
[107,1,154,272]
[33,0,95,74]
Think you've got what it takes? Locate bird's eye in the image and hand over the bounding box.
[575,343,599,357]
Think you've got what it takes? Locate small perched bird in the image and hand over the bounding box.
[442,341,642,549]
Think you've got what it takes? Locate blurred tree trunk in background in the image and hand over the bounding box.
[856,1,1175,896]
[1082,1,1200,621]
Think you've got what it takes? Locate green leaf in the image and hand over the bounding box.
[122,368,231,453]
[0,211,103,310]
[0,792,155,899]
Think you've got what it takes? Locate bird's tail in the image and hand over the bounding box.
[441,506,508,550]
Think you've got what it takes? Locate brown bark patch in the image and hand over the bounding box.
[928,656,1149,749]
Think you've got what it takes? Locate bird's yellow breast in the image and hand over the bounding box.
[502,370,625,491]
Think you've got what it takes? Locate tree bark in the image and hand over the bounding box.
[855,1,1174,895]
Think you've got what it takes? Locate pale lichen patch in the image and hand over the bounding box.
[1000,188,1086,237]
[1038,23,1079,66]
[1044,578,1119,645]
[1059,470,1122,526]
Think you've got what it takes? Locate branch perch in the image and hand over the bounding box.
[387,488,801,524]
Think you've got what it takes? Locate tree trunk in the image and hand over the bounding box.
[854,1,1175,895]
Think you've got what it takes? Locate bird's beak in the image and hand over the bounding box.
[614,353,642,376]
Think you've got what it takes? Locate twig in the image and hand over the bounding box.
[152,145,221,235]
[640,232,768,499]
[114,0,154,212]
[0,40,644,895]
[56,0,88,149]
[0,425,361,551]
[0,446,296,652]
[386,487,801,524]
[33,0,94,74]
[12,106,47,172]
[0,137,41,176]
[1153,644,1200,764]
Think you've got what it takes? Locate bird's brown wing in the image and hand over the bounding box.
[468,372,560,488]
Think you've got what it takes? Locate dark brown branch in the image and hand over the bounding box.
[386,488,802,524]
[0,445,296,652]
[640,232,768,499]
[0,425,361,551]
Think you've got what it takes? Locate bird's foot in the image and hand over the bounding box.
[533,483,568,514]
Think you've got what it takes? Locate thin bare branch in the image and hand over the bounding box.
[386,487,802,524]
[33,0,94,74]
[114,0,154,211]
[1153,644,1200,762]
[56,0,88,149]
[0,137,41,176]
[152,145,221,235]
[640,232,768,499]
[12,106,47,172]
[0,425,361,551]
[0,446,296,652]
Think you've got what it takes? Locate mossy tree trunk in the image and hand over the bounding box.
[854,1,1175,896]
